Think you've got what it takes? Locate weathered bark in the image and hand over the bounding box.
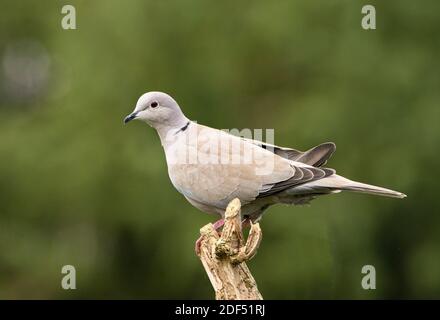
[197,198,263,300]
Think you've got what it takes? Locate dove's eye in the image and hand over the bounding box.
[150,101,158,108]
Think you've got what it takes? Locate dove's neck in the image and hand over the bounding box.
[154,114,190,148]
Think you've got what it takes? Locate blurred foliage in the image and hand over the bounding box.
[0,0,439,299]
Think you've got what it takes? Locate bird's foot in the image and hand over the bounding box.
[195,218,225,255]
[212,218,225,230]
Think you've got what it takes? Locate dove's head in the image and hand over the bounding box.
[124,91,188,129]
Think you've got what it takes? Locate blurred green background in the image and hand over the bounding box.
[0,0,439,299]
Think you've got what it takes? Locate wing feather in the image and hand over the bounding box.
[241,137,336,167]
[257,164,335,198]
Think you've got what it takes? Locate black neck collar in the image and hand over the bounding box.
[175,121,190,135]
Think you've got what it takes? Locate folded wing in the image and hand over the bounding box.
[241,138,336,167]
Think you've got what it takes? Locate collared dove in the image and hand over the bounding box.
[124,92,406,225]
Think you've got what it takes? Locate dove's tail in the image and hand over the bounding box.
[310,174,406,198]
[339,180,406,198]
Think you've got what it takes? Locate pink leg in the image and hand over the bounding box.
[195,218,225,255]
[212,218,225,230]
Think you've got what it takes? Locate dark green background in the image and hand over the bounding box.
[0,0,439,299]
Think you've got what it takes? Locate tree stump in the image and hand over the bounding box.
[197,198,263,300]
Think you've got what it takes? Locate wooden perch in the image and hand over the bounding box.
[197,198,263,300]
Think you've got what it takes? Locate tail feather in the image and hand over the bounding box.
[304,174,407,199]
[341,181,406,199]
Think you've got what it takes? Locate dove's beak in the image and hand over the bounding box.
[124,111,138,124]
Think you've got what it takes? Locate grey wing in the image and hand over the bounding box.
[257,163,336,198]
[241,138,336,167]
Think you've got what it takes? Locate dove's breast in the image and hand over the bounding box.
[167,162,245,209]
